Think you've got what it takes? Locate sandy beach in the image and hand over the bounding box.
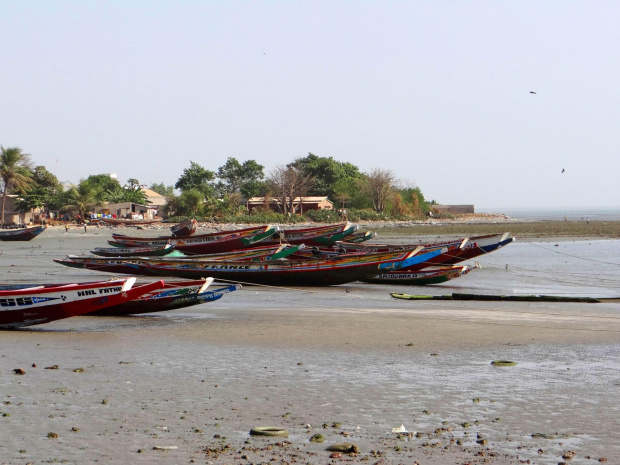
[1,222,619,464]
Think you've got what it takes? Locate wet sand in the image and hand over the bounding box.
[1,224,619,464]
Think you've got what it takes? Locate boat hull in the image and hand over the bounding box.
[111,225,277,255]
[0,225,47,241]
[0,279,165,329]
[54,247,444,286]
[90,283,241,315]
[362,265,472,285]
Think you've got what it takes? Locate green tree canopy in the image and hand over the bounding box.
[14,166,63,213]
[61,181,99,221]
[289,153,363,200]
[150,182,175,198]
[84,174,122,204]
[175,161,215,198]
[216,157,266,199]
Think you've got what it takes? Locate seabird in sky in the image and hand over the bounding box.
[562,168,565,173]
[530,91,537,94]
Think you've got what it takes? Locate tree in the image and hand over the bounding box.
[216,157,265,199]
[178,189,205,216]
[266,165,314,215]
[361,168,398,213]
[84,174,122,204]
[1,146,34,223]
[61,181,99,222]
[289,153,363,200]
[12,166,63,214]
[150,182,174,198]
[175,161,215,198]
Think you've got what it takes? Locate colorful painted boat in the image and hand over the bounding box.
[170,219,198,237]
[342,230,377,243]
[109,225,278,255]
[0,225,47,242]
[361,265,473,285]
[89,278,242,316]
[91,244,175,257]
[54,246,447,286]
[0,278,165,329]
[335,233,514,271]
[262,222,358,247]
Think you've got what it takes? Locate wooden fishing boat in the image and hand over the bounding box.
[342,230,376,243]
[335,233,514,271]
[91,244,175,257]
[262,222,358,247]
[0,278,165,329]
[109,225,278,255]
[54,246,447,286]
[391,293,601,303]
[362,265,473,285]
[53,244,305,276]
[89,278,242,316]
[170,219,198,237]
[0,225,47,242]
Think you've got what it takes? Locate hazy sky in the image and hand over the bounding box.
[2,1,618,210]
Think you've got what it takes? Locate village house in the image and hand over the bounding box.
[246,196,333,214]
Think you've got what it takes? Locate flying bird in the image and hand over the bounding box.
[530,91,537,94]
[562,168,565,173]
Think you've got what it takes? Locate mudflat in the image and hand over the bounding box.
[1,223,619,464]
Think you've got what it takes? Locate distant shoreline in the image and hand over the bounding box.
[45,216,620,241]
[356,219,620,241]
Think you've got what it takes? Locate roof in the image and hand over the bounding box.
[141,188,166,206]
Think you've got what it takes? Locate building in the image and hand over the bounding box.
[1,195,31,225]
[246,196,333,214]
[141,188,167,210]
[98,202,159,220]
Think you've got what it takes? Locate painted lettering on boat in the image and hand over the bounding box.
[98,286,122,294]
[77,290,97,297]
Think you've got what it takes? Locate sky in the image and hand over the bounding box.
[1,1,619,210]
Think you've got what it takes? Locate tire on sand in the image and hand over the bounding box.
[249,427,289,438]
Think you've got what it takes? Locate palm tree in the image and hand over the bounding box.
[1,146,34,224]
[61,182,99,223]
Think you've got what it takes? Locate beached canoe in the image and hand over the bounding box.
[0,225,47,242]
[335,233,514,271]
[0,278,165,329]
[341,230,377,243]
[170,218,198,237]
[390,293,601,303]
[362,265,473,285]
[91,244,175,257]
[109,225,278,255]
[89,278,242,315]
[54,246,447,286]
[261,222,359,247]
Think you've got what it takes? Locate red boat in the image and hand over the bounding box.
[0,278,165,329]
[170,219,198,237]
[0,225,47,242]
[88,278,242,316]
[109,225,278,255]
[261,222,358,247]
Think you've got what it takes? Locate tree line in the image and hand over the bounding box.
[1,146,435,224]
